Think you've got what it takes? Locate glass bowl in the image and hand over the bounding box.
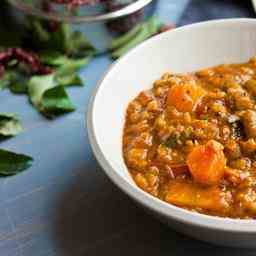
[5,0,155,52]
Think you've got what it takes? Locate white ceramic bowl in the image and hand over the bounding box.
[252,0,256,12]
[87,19,256,248]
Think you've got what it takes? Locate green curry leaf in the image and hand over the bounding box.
[41,85,75,117]
[67,30,96,57]
[55,61,87,86]
[40,51,72,67]
[27,20,70,53]
[109,24,142,50]
[9,82,28,94]
[0,72,12,91]
[27,19,95,57]
[8,70,30,94]
[110,16,162,59]
[0,113,23,137]
[28,74,57,108]
[41,51,91,69]
[28,74,75,117]
[55,69,83,87]
[40,52,90,86]
[0,65,34,94]
[0,149,33,176]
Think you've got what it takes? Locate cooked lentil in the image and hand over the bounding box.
[123,57,256,219]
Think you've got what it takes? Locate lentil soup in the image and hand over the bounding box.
[123,57,256,219]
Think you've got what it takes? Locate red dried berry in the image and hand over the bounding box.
[0,48,52,76]
[0,49,12,63]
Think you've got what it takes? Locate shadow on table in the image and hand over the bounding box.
[53,159,254,256]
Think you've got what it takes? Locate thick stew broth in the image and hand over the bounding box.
[123,57,256,219]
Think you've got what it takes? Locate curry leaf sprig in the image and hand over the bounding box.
[0,52,88,118]
[109,16,170,59]
[0,11,172,176]
[0,18,95,175]
[0,16,95,117]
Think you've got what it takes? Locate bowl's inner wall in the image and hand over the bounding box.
[92,20,256,184]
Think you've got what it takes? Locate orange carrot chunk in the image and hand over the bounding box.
[167,83,205,112]
[186,140,226,185]
[166,180,229,212]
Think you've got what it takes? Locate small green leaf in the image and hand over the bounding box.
[40,51,89,86]
[0,66,31,94]
[147,16,163,35]
[28,74,57,108]
[27,20,70,53]
[8,71,29,94]
[59,57,91,70]
[57,23,72,53]
[109,24,142,50]
[41,85,75,116]
[111,23,149,59]
[0,72,12,90]
[0,113,23,137]
[67,31,96,57]
[31,19,50,43]
[164,134,178,148]
[26,19,95,57]
[55,62,86,86]
[56,70,83,87]
[47,55,90,87]
[41,51,91,70]
[9,82,28,94]
[28,74,75,117]
[111,16,162,59]
[0,149,33,176]
[40,51,72,67]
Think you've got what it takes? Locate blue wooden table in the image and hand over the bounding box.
[0,1,255,255]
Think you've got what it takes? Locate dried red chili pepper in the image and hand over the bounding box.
[0,49,13,63]
[0,48,52,76]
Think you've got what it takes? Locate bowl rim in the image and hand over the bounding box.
[7,0,153,23]
[252,0,256,12]
[87,18,256,233]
